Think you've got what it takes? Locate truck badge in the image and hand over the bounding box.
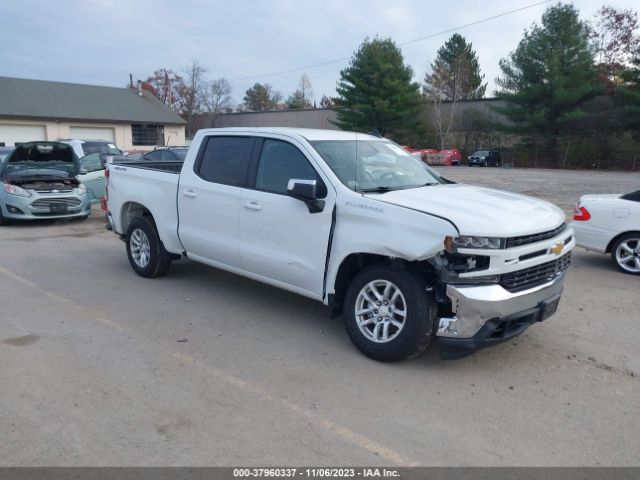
[550,242,564,255]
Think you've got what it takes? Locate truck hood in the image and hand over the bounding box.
[364,184,566,237]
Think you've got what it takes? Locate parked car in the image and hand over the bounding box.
[440,148,462,166]
[58,139,122,163]
[143,146,189,161]
[571,190,640,275]
[122,149,146,161]
[106,128,574,361]
[0,141,91,224]
[468,150,501,167]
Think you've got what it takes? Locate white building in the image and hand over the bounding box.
[0,76,186,150]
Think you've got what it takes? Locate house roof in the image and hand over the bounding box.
[0,76,186,125]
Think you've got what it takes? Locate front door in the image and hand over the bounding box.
[78,153,106,201]
[239,137,335,297]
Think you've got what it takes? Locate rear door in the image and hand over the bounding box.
[239,136,336,297]
[177,135,255,269]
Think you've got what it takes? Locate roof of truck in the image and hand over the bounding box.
[198,127,381,142]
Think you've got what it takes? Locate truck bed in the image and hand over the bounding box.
[107,158,183,253]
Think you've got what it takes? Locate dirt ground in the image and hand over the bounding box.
[0,169,639,466]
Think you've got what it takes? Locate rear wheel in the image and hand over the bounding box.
[343,265,436,362]
[126,216,172,277]
[611,234,640,275]
[0,207,7,226]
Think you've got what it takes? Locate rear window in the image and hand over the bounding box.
[473,151,489,156]
[196,136,254,186]
[172,149,188,160]
[82,142,121,156]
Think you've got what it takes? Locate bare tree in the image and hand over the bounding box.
[182,59,207,138]
[423,53,466,149]
[286,74,314,109]
[143,68,186,113]
[203,78,234,127]
[590,6,640,87]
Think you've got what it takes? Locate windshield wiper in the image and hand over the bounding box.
[358,186,396,193]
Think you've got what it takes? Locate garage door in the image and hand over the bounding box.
[69,127,115,142]
[0,124,46,146]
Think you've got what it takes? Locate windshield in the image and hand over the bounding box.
[3,142,79,176]
[82,142,122,156]
[310,139,443,192]
[473,150,489,156]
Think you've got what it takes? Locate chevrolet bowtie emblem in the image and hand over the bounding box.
[550,242,564,255]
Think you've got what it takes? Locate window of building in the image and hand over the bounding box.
[132,124,164,146]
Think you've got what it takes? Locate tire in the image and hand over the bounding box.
[126,216,172,278]
[343,265,436,362]
[482,161,487,167]
[611,233,640,275]
[0,207,7,226]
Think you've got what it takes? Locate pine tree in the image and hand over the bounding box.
[333,37,422,142]
[496,4,601,165]
[424,34,486,101]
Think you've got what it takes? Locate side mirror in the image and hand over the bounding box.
[287,179,324,213]
[79,168,88,175]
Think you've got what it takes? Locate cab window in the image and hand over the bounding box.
[255,139,324,196]
[196,136,254,186]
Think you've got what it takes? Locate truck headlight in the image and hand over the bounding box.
[3,184,31,197]
[453,235,504,249]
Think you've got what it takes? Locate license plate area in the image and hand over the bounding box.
[50,204,68,214]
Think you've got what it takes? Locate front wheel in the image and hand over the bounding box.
[126,216,172,277]
[343,265,436,362]
[611,234,640,275]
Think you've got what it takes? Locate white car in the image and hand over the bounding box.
[571,190,640,275]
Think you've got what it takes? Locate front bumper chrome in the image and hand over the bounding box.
[437,273,566,339]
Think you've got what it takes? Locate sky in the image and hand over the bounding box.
[0,0,636,107]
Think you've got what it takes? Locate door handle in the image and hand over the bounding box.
[243,201,262,211]
[182,190,197,198]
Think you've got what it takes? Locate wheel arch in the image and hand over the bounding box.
[120,201,155,234]
[605,230,640,253]
[329,252,436,316]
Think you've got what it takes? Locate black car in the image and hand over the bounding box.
[143,146,189,161]
[468,150,501,167]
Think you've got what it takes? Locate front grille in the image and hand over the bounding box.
[506,223,567,248]
[500,252,571,292]
[31,198,82,209]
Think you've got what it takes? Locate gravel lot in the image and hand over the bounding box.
[435,166,640,215]
[1,168,639,466]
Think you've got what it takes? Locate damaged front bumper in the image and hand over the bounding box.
[436,273,566,359]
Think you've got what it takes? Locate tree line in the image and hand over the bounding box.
[140,2,640,169]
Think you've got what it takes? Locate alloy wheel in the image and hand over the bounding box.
[354,280,407,343]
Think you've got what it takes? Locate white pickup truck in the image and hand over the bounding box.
[106,128,574,361]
